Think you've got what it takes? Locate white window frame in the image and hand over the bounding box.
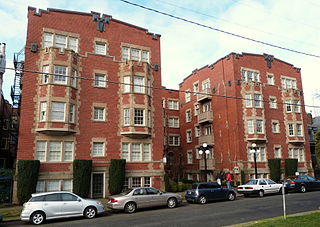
[288,123,295,136]
[94,74,106,88]
[195,125,201,137]
[168,117,179,128]
[43,32,53,48]
[245,94,252,107]
[185,90,191,102]
[168,100,179,110]
[272,121,279,133]
[254,94,262,108]
[122,47,129,61]
[256,120,264,134]
[169,135,180,146]
[185,109,192,122]
[187,150,193,164]
[269,97,277,109]
[69,104,75,123]
[274,147,282,158]
[131,48,141,61]
[247,120,254,134]
[134,76,145,93]
[92,142,105,157]
[123,108,130,126]
[267,73,274,85]
[51,102,66,122]
[42,65,50,84]
[186,130,192,143]
[53,65,67,85]
[48,141,62,162]
[293,100,301,113]
[93,107,105,121]
[55,34,67,49]
[134,109,144,126]
[123,76,131,93]
[95,42,106,55]
[297,123,303,136]
[40,102,47,121]
[71,69,77,88]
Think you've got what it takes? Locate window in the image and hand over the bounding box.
[47,180,60,192]
[121,143,151,162]
[286,101,292,112]
[248,147,266,162]
[93,107,105,121]
[293,100,300,113]
[202,80,210,90]
[267,74,274,85]
[204,126,212,135]
[123,109,130,126]
[247,120,254,134]
[254,94,262,107]
[256,120,263,133]
[274,147,281,158]
[185,90,191,102]
[36,141,74,162]
[185,110,192,122]
[142,50,149,62]
[95,42,106,55]
[194,104,200,116]
[147,79,151,96]
[62,180,73,192]
[40,102,47,121]
[186,130,192,143]
[49,142,61,161]
[122,47,129,60]
[281,77,297,89]
[242,69,260,82]
[187,150,193,164]
[169,135,180,146]
[297,124,303,136]
[203,103,211,112]
[43,32,53,48]
[245,94,252,107]
[269,97,277,109]
[168,117,179,128]
[195,125,201,137]
[131,48,140,61]
[36,180,45,192]
[289,148,305,162]
[134,109,144,125]
[288,124,294,136]
[272,121,279,133]
[168,100,179,110]
[42,65,49,84]
[36,141,46,161]
[68,37,78,52]
[94,74,106,87]
[64,142,73,161]
[53,65,67,84]
[71,69,77,87]
[55,34,67,49]
[92,142,104,157]
[69,104,75,123]
[193,83,199,94]
[132,177,142,188]
[144,177,151,187]
[123,76,131,92]
[51,102,65,121]
[134,76,145,93]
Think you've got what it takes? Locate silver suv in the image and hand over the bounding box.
[20,191,105,225]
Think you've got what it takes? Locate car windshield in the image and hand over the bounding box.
[120,189,133,195]
[245,180,258,185]
[191,184,199,189]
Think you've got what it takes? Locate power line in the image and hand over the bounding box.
[119,0,320,58]
[1,65,320,109]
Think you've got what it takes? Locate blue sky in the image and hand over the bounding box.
[1,0,320,115]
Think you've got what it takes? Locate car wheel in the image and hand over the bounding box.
[227,193,236,201]
[167,197,177,208]
[198,195,207,204]
[125,202,136,213]
[84,206,97,219]
[259,190,264,197]
[31,211,45,225]
[300,185,306,193]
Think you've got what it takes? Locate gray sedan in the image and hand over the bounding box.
[107,187,182,213]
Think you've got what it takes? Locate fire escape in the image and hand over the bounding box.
[11,48,24,109]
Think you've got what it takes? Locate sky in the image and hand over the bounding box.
[1,0,320,116]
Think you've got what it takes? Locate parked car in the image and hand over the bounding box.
[20,191,105,225]
[185,182,236,204]
[237,179,283,197]
[107,187,182,213]
[282,175,320,193]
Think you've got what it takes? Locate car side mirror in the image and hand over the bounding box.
[77,198,81,202]
[159,192,163,195]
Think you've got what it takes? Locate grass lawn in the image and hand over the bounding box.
[0,205,23,221]
[244,212,320,227]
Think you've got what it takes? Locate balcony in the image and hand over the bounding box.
[121,126,151,138]
[198,111,213,124]
[198,135,214,146]
[197,88,212,102]
[199,159,215,170]
[288,137,305,144]
[36,122,76,135]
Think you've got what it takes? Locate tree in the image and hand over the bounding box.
[315,130,320,169]
[108,159,126,195]
[73,159,92,197]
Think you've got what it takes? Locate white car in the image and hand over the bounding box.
[237,179,284,197]
[21,191,105,225]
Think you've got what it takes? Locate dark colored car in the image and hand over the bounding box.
[282,175,320,193]
[185,182,236,204]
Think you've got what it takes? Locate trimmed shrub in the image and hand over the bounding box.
[73,159,92,197]
[268,158,281,182]
[315,130,320,169]
[164,174,171,192]
[171,184,178,192]
[240,170,246,185]
[108,159,126,195]
[17,160,40,205]
[285,159,298,177]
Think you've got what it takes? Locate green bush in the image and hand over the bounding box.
[17,160,40,205]
[240,170,246,184]
[315,130,320,169]
[108,159,126,195]
[73,159,92,197]
[164,174,171,192]
[171,184,178,192]
[268,158,281,182]
[285,159,298,177]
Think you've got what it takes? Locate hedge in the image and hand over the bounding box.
[285,159,298,177]
[108,159,126,195]
[164,174,171,192]
[268,158,281,182]
[17,160,40,205]
[73,159,92,198]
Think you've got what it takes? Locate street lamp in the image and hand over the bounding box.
[249,143,260,179]
[199,143,210,182]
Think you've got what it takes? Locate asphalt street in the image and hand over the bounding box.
[4,191,320,227]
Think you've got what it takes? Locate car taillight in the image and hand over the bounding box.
[109,199,118,203]
[290,181,295,185]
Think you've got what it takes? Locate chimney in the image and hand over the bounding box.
[0,43,6,74]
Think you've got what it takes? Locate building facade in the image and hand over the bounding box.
[16,7,164,199]
[166,53,312,182]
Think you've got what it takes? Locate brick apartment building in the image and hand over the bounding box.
[163,53,312,182]
[16,7,164,199]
